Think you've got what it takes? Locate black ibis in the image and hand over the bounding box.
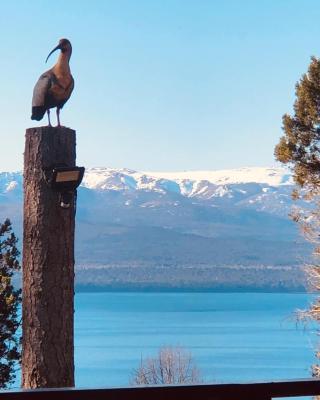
[31,38,74,127]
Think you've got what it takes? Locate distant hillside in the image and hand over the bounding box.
[0,167,312,291]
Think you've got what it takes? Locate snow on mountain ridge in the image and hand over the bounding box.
[5,181,18,192]
[0,167,296,217]
[0,172,23,194]
[81,166,292,192]
[145,167,292,186]
[0,167,293,201]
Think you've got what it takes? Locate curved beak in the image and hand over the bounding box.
[46,44,61,63]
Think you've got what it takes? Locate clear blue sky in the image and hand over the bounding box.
[1,0,320,171]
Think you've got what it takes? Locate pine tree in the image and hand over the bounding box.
[275,56,320,377]
[275,56,320,191]
[0,218,21,388]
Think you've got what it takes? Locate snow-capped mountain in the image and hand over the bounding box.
[0,166,292,193]
[82,166,292,193]
[1,166,295,216]
[78,166,295,216]
[0,166,309,291]
[145,167,293,186]
[0,166,299,224]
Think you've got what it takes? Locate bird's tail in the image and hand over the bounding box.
[31,106,46,121]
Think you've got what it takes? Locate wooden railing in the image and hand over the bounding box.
[1,379,320,399]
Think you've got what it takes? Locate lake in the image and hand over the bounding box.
[74,291,317,388]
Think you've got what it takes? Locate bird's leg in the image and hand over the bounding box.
[56,108,61,127]
[47,109,52,127]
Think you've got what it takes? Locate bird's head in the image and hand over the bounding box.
[46,38,72,63]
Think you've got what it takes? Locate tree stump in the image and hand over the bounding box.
[22,127,76,388]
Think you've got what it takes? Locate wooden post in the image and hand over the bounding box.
[22,127,76,388]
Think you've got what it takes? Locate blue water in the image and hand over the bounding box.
[74,292,318,388]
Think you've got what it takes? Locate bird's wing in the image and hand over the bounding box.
[32,72,53,107]
[69,76,74,96]
[59,75,75,108]
[66,76,75,100]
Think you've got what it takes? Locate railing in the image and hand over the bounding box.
[2,379,320,400]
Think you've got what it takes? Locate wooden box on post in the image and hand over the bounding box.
[22,127,76,388]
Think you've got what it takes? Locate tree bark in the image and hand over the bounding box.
[22,127,76,388]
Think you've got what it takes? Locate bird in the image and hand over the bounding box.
[31,38,74,127]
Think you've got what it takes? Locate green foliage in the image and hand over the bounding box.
[0,219,21,388]
[275,56,320,380]
[275,57,320,192]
